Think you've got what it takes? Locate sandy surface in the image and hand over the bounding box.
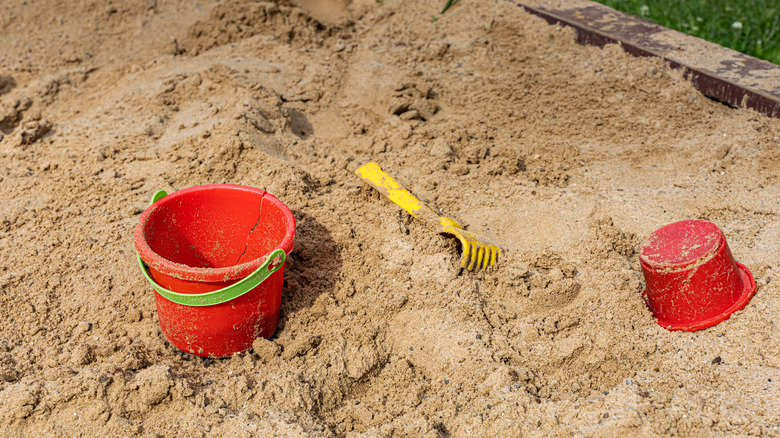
[1,0,779,436]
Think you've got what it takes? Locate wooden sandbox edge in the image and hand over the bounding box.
[510,0,780,118]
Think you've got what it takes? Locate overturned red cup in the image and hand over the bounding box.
[639,220,756,331]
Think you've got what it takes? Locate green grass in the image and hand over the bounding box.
[593,0,780,65]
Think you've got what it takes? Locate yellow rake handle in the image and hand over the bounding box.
[355,162,442,229]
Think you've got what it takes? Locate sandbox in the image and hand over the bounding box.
[0,0,778,436]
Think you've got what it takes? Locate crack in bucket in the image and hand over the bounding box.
[236,193,265,265]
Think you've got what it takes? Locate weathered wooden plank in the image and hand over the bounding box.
[511,0,780,118]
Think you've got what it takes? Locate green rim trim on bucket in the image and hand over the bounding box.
[137,249,286,307]
[136,188,285,307]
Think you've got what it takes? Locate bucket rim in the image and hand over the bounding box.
[133,184,296,283]
[644,262,757,331]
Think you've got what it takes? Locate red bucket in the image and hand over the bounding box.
[134,184,295,357]
[639,220,756,331]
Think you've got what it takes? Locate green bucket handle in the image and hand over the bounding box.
[136,190,286,307]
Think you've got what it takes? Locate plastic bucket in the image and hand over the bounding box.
[639,220,755,331]
[134,184,296,357]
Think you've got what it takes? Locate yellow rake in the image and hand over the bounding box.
[356,162,501,270]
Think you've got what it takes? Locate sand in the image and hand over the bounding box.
[0,0,779,436]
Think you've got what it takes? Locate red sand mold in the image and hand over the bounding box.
[639,220,756,331]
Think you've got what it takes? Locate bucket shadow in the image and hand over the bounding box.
[275,211,341,334]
